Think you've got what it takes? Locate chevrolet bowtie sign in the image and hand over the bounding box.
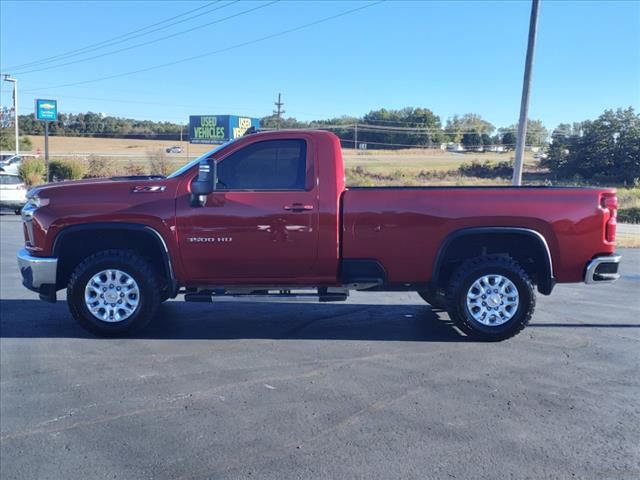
[35,99,58,122]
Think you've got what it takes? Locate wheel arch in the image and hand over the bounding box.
[52,222,177,297]
[432,227,555,295]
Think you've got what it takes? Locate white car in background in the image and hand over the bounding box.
[0,154,37,175]
[0,173,27,214]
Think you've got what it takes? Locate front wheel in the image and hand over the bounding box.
[67,250,160,337]
[446,255,535,341]
[417,290,446,309]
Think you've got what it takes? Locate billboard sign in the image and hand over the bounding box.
[189,115,260,144]
[35,99,58,122]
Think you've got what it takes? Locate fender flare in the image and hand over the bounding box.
[432,227,555,295]
[52,222,177,295]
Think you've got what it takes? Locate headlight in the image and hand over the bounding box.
[27,196,49,208]
[21,196,49,220]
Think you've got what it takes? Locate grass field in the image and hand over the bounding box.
[25,135,213,156]
[25,135,535,174]
[343,148,536,172]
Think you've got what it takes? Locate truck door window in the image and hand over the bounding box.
[217,139,307,191]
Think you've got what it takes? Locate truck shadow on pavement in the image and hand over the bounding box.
[2,299,637,341]
[0,299,469,341]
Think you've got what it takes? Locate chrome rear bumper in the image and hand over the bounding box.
[584,255,621,284]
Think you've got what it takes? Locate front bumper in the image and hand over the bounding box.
[584,255,621,284]
[17,248,58,301]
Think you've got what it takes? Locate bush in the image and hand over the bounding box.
[18,158,46,187]
[49,158,87,181]
[124,160,147,176]
[147,148,171,176]
[0,131,32,151]
[86,155,115,178]
[458,160,513,178]
[618,208,640,224]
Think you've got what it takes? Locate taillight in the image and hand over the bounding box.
[601,192,617,243]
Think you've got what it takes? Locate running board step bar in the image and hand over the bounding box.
[184,287,348,303]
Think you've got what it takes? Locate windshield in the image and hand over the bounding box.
[166,139,240,178]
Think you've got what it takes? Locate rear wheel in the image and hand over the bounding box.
[67,250,160,337]
[446,255,535,341]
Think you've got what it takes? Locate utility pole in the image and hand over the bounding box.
[273,93,285,130]
[354,123,358,151]
[3,75,18,157]
[512,0,540,186]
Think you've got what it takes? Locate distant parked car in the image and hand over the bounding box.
[0,173,27,213]
[0,154,36,175]
[165,146,184,154]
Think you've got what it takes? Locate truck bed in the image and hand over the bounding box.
[341,186,616,284]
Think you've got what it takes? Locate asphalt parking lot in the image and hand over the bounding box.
[1,214,639,480]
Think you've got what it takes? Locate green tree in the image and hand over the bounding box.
[361,107,444,148]
[260,115,309,130]
[499,119,549,147]
[0,130,32,151]
[501,131,516,148]
[446,113,494,144]
[545,108,639,183]
[462,132,482,149]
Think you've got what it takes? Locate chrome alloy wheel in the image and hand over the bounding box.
[465,274,519,326]
[84,269,140,323]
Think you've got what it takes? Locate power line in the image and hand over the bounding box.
[316,123,518,134]
[13,1,279,76]
[3,2,223,71]
[23,1,385,93]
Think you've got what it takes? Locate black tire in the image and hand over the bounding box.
[446,255,535,341]
[67,250,160,337]
[417,290,446,309]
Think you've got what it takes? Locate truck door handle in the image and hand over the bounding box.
[283,203,314,212]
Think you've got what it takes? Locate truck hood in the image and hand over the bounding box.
[29,175,167,197]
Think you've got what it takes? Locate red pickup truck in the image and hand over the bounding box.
[18,130,621,340]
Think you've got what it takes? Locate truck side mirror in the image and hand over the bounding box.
[191,158,217,206]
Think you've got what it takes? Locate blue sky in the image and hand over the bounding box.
[1,0,639,130]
